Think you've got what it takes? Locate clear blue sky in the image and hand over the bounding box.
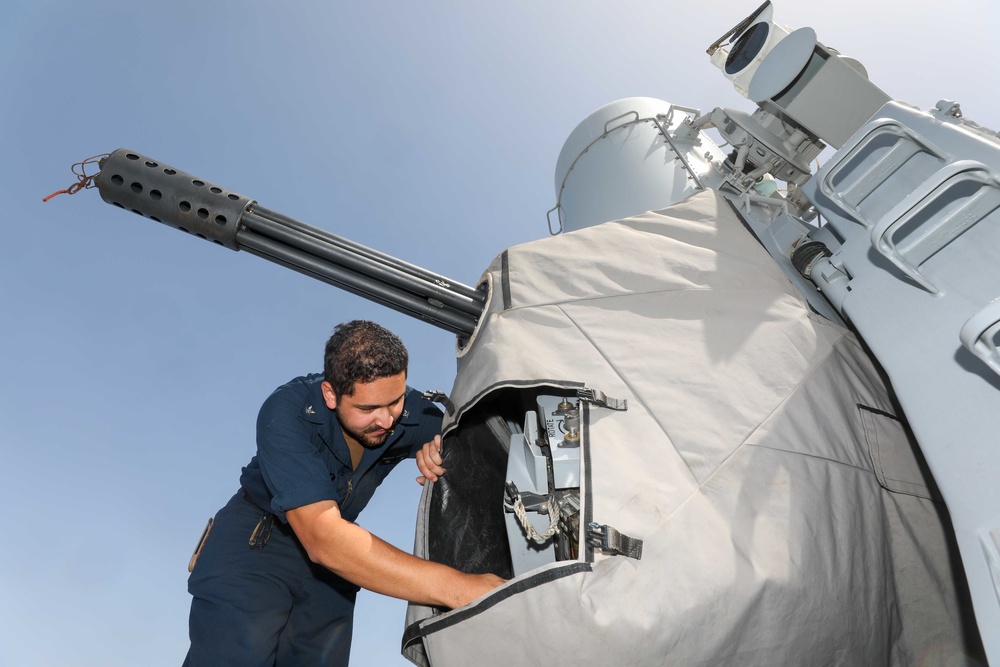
[1,1,995,665]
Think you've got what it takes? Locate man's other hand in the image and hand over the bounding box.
[454,573,507,608]
[415,434,446,485]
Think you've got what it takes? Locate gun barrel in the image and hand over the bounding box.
[96,148,486,337]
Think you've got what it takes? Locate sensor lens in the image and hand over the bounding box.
[725,22,769,75]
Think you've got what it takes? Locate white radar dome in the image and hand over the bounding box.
[552,97,719,233]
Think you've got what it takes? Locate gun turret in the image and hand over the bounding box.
[96,148,486,337]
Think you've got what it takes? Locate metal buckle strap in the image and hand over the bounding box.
[577,388,628,411]
[588,522,643,559]
[422,389,456,416]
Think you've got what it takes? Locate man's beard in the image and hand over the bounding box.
[340,420,391,449]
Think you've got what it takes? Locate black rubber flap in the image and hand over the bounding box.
[428,414,514,579]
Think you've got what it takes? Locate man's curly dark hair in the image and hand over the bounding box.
[324,320,408,397]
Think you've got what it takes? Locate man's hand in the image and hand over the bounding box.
[455,572,507,608]
[416,434,446,485]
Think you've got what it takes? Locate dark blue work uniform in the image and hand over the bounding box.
[184,374,443,666]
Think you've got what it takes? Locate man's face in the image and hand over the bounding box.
[322,372,407,449]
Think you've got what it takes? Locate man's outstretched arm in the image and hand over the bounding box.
[286,500,505,609]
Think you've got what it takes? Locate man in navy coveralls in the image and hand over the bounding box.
[184,320,504,665]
